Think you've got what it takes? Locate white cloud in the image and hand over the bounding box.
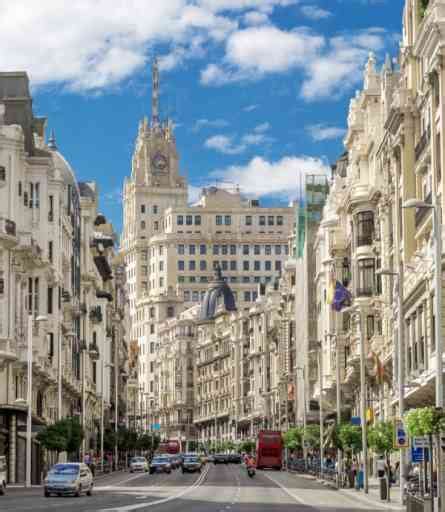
[188,185,203,204]
[197,0,298,13]
[243,11,270,25]
[193,118,230,131]
[301,5,333,20]
[307,124,346,141]
[212,155,330,199]
[243,104,259,112]
[205,127,273,154]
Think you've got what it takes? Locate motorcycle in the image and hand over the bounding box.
[247,467,256,478]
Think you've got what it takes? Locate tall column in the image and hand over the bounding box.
[8,414,16,484]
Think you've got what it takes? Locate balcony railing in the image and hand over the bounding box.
[415,126,431,161]
[415,192,433,228]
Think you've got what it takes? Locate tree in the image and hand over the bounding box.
[337,424,362,454]
[405,407,445,437]
[239,440,255,454]
[368,421,394,456]
[283,427,303,451]
[304,425,320,449]
[137,434,152,452]
[37,417,84,456]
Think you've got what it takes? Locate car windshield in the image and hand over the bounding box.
[49,464,79,475]
[152,457,165,463]
[185,457,199,463]
[132,458,145,463]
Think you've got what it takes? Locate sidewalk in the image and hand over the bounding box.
[290,471,405,511]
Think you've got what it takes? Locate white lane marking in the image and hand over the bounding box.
[100,464,209,511]
[262,472,309,507]
[99,472,153,489]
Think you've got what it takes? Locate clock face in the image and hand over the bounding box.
[152,153,168,172]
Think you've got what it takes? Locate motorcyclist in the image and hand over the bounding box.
[246,455,256,473]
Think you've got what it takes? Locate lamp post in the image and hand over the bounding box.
[343,306,368,494]
[376,267,405,499]
[404,197,443,510]
[26,314,47,488]
[295,366,307,470]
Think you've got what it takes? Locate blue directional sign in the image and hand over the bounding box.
[351,416,361,426]
[394,419,409,449]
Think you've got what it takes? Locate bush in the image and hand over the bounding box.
[337,424,362,454]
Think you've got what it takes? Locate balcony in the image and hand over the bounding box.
[415,126,430,162]
[0,338,17,363]
[415,192,432,229]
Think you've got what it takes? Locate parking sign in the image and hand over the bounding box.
[394,419,409,449]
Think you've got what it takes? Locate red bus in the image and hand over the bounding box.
[158,440,180,455]
[256,431,283,470]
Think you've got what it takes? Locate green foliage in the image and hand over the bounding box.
[420,0,430,18]
[404,407,445,437]
[239,439,255,454]
[304,425,320,449]
[283,427,303,451]
[368,421,394,455]
[37,417,84,454]
[337,423,362,453]
[137,434,152,451]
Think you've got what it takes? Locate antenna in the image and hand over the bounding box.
[152,57,160,126]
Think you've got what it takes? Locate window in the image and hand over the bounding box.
[178,244,185,255]
[230,245,236,255]
[284,245,289,255]
[186,215,193,225]
[225,215,231,225]
[0,166,6,182]
[366,315,375,339]
[189,260,196,271]
[93,361,97,384]
[259,216,266,226]
[48,195,54,221]
[357,258,375,297]
[177,215,184,225]
[356,211,374,246]
[47,287,53,314]
[141,204,146,214]
[252,291,258,301]
[48,332,54,358]
[244,291,251,302]
[184,291,191,302]
[189,244,196,255]
[153,205,158,214]
[150,342,155,354]
[142,265,148,275]
[221,260,228,271]
[167,306,174,318]
[200,244,206,255]
[150,324,155,334]
[178,261,185,271]
[243,261,250,271]
[192,291,199,302]
[216,215,223,225]
[154,221,159,231]
[265,245,271,255]
[213,245,220,255]
[243,245,249,255]
[48,241,53,263]
[277,216,283,226]
[254,261,261,271]
[230,260,237,271]
[159,277,164,287]
[195,215,201,225]
[275,245,282,255]
[200,260,207,271]
[159,261,164,272]
[245,216,252,226]
[159,245,163,256]
[140,221,146,230]
[275,261,282,272]
[254,245,260,255]
[18,181,22,196]
[268,216,274,226]
[254,276,261,283]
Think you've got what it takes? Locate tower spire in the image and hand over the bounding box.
[152,57,160,126]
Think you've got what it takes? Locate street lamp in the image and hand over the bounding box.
[295,366,307,470]
[343,305,368,494]
[26,314,47,488]
[376,267,406,499]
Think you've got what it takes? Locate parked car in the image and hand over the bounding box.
[129,457,149,473]
[0,456,6,495]
[228,453,242,464]
[214,454,228,464]
[182,455,202,474]
[149,456,172,474]
[207,454,215,463]
[44,463,93,497]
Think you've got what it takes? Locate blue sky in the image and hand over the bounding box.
[1,0,404,232]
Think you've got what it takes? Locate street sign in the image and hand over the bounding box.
[411,445,429,463]
[412,436,429,449]
[351,416,361,426]
[394,419,409,449]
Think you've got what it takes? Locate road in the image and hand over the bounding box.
[1,464,384,512]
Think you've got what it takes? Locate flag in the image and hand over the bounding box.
[331,281,352,312]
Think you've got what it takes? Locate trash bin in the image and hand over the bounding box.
[379,478,387,500]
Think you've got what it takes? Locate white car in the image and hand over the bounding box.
[130,457,149,473]
[44,462,93,497]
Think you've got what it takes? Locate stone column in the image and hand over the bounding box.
[8,414,16,483]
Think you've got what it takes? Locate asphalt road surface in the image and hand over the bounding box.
[1,464,384,512]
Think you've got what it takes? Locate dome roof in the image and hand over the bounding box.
[47,133,78,189]
[199,266,236,321]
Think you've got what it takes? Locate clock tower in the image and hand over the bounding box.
[121,57,188,338]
